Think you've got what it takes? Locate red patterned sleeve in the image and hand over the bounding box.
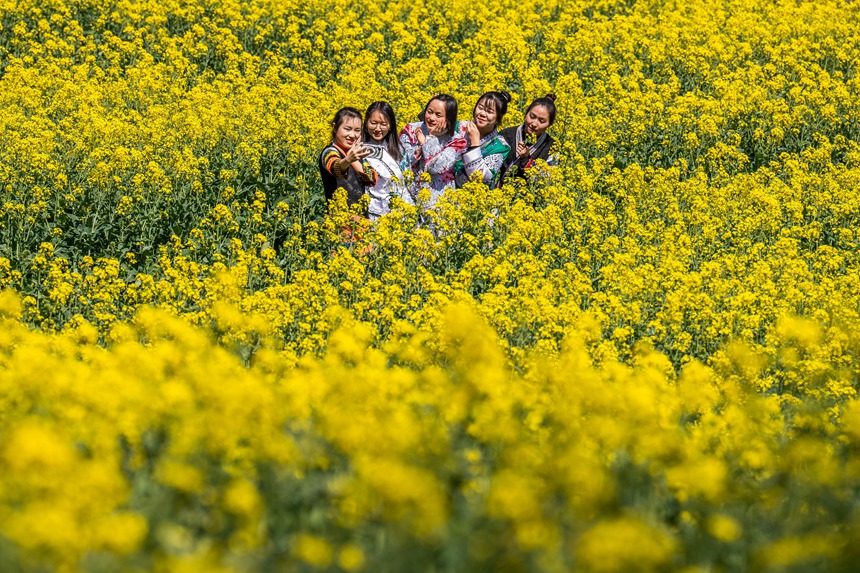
[321,146,346,178]
[399,124,422,170]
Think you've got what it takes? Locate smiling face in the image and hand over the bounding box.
[524,105,551,137]
[333,116,362,149]
[473,97,498,133]
[424,99,447,132]
[366,110,390,143]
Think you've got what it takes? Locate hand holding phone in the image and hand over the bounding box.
[347,141,370,162]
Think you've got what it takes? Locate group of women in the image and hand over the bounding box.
[318,92,559,219]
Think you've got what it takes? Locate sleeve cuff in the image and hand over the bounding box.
[462,147,483,164]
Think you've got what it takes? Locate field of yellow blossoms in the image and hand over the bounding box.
[2,0,860,571]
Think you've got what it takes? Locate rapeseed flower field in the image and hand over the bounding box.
[1,0,860,571]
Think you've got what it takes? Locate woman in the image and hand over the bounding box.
[499,94,559,184]
[361,101,412,219]
[319,107,378,208]
[399,94,469,207]
[455,90,512,189]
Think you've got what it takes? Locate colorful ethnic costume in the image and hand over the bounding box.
[454,129,511,189]
[499,125,557,184]
[364,142,412,219]
[318,144,378,206]
[399,121,469,207]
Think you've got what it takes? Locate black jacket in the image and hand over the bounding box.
[499,125,556,184]
[318,145,371,205]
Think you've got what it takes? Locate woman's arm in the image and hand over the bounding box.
[398,124,424,171]
[420,135,446,174]
[462,142,510,187]
[322,143,374,177]
[321,146,347,178]
[423,131,469,175]
[356,159,378,185]
[322,146,378,187]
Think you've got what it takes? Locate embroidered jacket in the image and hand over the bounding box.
[399,121,469,207]
[364,142,412,219]
[454,129,510,189]
[319,144,378,206]
[499,125,557,184]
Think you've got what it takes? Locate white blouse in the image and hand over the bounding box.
[365,143,412,219]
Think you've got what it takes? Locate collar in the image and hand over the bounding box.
[516,125,548,157]
[479,128,499,146]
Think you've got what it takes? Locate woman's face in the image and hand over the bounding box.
[366,111,390,143]
[424,99,447,132]
[334,116,362,149]
[473,98,498,132]
[524,105,551,137]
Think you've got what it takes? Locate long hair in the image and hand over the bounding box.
[474,90,512,130]
[362,101,401,162]
[330,107,362,142]
[525,93,558,126]
[418,94,458,137]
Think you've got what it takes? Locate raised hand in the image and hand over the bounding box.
[346,140,371,163]
[516,141,530,158]
[465,121,481,147]
[427,118,447,138]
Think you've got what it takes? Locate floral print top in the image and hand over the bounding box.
[399,121,469,207]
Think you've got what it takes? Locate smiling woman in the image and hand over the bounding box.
[499,93,559,184]
[399,94,469,207]
[319,107,379,208]
[362,101,411,219]
[455,90,512,189]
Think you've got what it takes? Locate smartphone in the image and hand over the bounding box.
[364,146,384,160]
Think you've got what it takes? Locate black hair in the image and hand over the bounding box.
[362,101,401,162]
[525,93,558,126]
[418,94,458,137]
[474,90,511,129]
[330,107,363,142]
